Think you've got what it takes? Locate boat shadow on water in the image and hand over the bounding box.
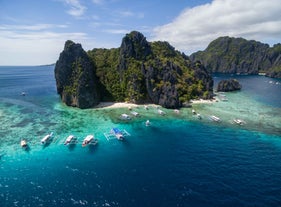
[23,145,31,152]
[87,143,99,154]
[67,143,77,151]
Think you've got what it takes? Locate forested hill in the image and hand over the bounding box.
[190,36,281,78]
[54,31,213,109]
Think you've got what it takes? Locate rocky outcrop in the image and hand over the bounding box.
[54,40,100,108]
[190,36,281,76]
[217,79,241,92]
[56,31,214,109]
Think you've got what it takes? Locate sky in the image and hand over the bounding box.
[0,0,281,66]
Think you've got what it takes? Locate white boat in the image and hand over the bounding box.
[192,109,196,114]
[41,133,53,145]
[20,139,28,148]
[158,109,166,115]
[64,135,76,145]
[174,109,180,114]
[130,111,139,116]
[82,135,97,147]
[233,119,245,125]
[196,113,202,120]
[145,120,150,126]
[120,113,131,120]
[210,115,221,122]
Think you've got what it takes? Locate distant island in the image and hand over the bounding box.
[190,36,281,78]
[55,31,213,109]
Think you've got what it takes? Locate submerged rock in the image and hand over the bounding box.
[217,79,242,92]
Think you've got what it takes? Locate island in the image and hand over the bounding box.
[190,36,281,78]
[55,31,214,109]
[217,79,242,92]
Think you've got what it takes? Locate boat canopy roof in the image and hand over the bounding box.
[84,135,94,141]
[112,128,121,134]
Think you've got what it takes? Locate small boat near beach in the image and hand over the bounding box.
[130,111,140,117]
[145,120,150,126]
[120,113,131,120]
[82,135,97,147]
[174,109,180,114]
[196,113,202,120]
[192,109,196,115]
[233,118,246,125]
[20,139,28,148]
[64,135,76,145]
[41,133,53,145]
[209,115,221,122]
[158,109,166,115]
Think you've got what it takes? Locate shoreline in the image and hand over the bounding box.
[95,102,160,109]
[95,98,218,109]
[189,98,218,104]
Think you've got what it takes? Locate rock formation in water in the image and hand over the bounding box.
[54,40,100,108]
[217,79,242,92]
[190,36,281,78]
[55,31,214,109]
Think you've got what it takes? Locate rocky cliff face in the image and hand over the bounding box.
[190,36,281,78]
[117,33,213,108]
[54,40,100,108]
[217,79,241,92]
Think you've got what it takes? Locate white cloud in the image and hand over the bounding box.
[103,29,129,34]
[63,0,86,17]
[152,0,281,54]
[0,25,90,65]
[0,24,68,31]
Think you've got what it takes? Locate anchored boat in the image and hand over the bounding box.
[64,135,76,145]
[104,128,131,141]
[41,133,53,145]
[82,135,97,147]
[209,115,221,122]
[20,139,28,148]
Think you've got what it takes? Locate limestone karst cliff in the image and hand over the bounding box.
[55,31,214,109]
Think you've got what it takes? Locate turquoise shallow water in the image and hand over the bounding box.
[0,66,281,206]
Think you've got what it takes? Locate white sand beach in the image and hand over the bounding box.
[95,102,159,109]
[189,98,218,104]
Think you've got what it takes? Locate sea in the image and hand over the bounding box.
[0,65,281,207]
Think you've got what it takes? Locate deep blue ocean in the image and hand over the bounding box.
[0,66,281,207]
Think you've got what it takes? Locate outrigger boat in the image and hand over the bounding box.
[64,135,76,145]
[41,132,53,145]
[82,135,97,147]
[111,128,124,140]
[20,139,28,148]
[104,128,131,141]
